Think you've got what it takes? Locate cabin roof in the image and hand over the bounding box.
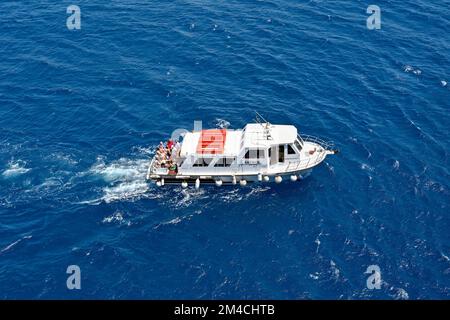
[196,129,227,154]
[179,123,298,157]
[242,123,297,148]
[180,130,241,157]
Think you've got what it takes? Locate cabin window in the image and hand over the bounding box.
[287,144,296,155]
[193,158,212,167]
[214,157,235,167]
[278,145,285,162]
[244,149,265,159]
[294,140,302,152]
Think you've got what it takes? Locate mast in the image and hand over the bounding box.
[254,111,272,140]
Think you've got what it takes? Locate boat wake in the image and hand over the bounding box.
[80,156,155,205]
[2,160,30,178]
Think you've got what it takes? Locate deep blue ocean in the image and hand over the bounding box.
[0,1,449,299]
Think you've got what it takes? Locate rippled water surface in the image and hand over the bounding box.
[0,1,449,299]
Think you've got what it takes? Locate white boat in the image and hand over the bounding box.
[146,114,337,187]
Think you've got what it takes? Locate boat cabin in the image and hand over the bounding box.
[174,123,305,174]
[147,117,336,186]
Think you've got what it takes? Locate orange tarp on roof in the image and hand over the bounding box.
[196,129,227,154]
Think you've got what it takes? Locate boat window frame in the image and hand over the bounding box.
[214,157,236,167]
[193,157,213,167]
[244,148,266,160]
[278,145,285,162]
[287,144,296,155]
[294,139,303,153]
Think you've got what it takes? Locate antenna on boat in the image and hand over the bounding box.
[254,111,272,140]
[255,111,269,126]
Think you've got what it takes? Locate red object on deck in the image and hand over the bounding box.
[196,129,227,154]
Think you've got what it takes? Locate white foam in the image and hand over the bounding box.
[47,152,78,165]
[169,188,208,208]
[217,186,270,203]
[393,160,400,170]
[215,118,231,129]
[80,156,154,204]
[36,177,64,191]
[102,211,131,226]
[245,186,270,198]
[361,163,374,172]
[2,161,30,178]
[103,181,149,203]
[330,260,340,279]
[394,288,409,300]
[315,238,321,252]
[404,65,422,76]
[132,145,156,156]
[404,65,414,73]
[0,235,32,254]
[90,158,147,182]
[309,273,319,280]
[166,217,182,224]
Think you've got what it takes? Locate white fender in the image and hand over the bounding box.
[290,175,298,182]
[275,176,282,184]
[232,176,237,185]
[263,175,270,182]
[215,179,223,187]
[181,181,188,188]
[195,178,200,189]
[156,181,162,187]
[161,178,165,186]
[240,179,247,186]
[257,173,262,181]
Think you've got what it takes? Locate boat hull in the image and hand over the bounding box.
[148,169,313,185]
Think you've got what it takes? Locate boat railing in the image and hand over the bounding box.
[299,134,335,151]
[148,156,169,176]
[148,157,156,172]
[286,149,327,171]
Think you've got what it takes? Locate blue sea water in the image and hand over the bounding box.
[0,0,449,299]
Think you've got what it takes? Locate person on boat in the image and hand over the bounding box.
[172,141,181,156]
[157,144,166,159]
[157,142,165,154]
[161,159,168,168]
[168,161,177,174]
[167,139,174,150]
[156,149,165,160]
